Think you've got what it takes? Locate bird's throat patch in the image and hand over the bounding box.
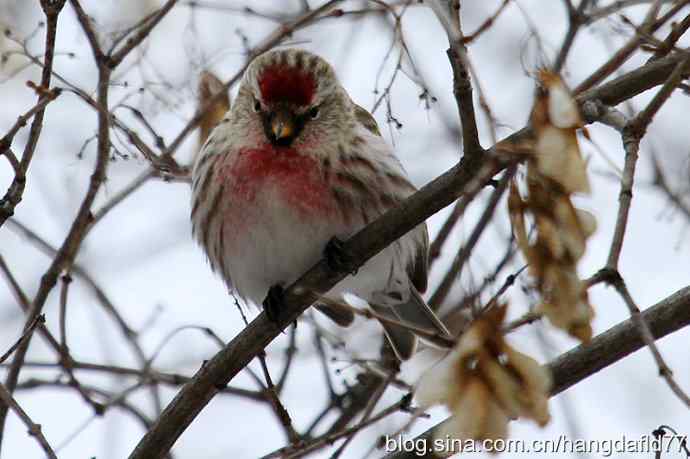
[258,65,316,107]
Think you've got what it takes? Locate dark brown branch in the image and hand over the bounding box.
[650,12,690,60]
[606,54,690,268]
[0,1,68,448]
[585,48,690,405]
[256,350,300,443]
[0,382,58,459]
[68,0,102,58]
[16,378,154,431]
[275,324,298,394]
[462,0,510,44]
[632,53,690,132]
[109,0,178,67]
[0,253,106,415]
[383,285,690,458]
[264,394,412,459]
[58,274,70,354]
[1,360,263,401]
[5,215,171,417]
[0,0,65,227]
[0,6,114,444]
[588,0,683,23]
[0,315,45,366]
[428,167,515,309]
[445,51,482,155]
[575,0,680,93]
[610,275,690,407]
[438,1,483,157]
[552,0,592,72]
[576,52,690,106]
[0,90,60,156]
[550,287,690,391]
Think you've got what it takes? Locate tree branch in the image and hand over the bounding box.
[0,2,113,445]
[0,382,58,459]
[383,285,690,458]
[0,0,65,227]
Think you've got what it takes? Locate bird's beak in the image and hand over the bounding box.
[269,109,296,145]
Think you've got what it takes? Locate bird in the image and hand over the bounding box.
[190,48,450,360]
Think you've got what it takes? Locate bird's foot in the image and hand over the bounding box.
[324,237,358,275]
[263,284,285,322]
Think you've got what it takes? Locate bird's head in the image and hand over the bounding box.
[237,48,350,148]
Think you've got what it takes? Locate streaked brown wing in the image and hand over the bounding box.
[352,101,429,293]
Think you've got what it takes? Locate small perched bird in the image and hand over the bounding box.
[191,48,450,359]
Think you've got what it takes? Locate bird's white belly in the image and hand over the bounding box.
[223,182,340,305]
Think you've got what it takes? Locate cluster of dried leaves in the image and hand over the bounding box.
[509,70,596,342]
[416,306,551,455]
[415,70,596,451]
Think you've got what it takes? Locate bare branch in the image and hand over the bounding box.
[383,285,690,458]
[0,1,117,441]
[0,1,65,227]
[610,274,690,407]
[0,315,45,366]
[429,0,483,157]
[552,0,592,72]
[606,54,690,268]
[109,0,179,67]
[264,394,412,459]
[0,382,58,459]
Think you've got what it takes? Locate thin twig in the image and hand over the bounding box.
[651,154,690,223]
[609,275,690,408]
[607,54,690,268]
[384,285,690,458]
[428,167,515,309]
[429,0,483,157]
[276,324,298,394]
[552,0,592,72]
[0,382,58,459]
[0,1,117,440]
[0,0,65,227]
[0,315,45,366]
[257,350,301,444]
[263,394,412,459]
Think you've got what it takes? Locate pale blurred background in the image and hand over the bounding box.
[1,0,689,458]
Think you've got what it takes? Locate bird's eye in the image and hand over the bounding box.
[308,107,319,119]
[253,99,261,112]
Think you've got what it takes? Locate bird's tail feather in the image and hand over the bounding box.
[392,288,452,347]
[369,302,417,360]
[371,288,452,360]
[314,298,355,327]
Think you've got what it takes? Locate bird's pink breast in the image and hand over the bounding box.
[218,145,335,218]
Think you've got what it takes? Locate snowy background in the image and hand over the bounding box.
[1,0,689,458]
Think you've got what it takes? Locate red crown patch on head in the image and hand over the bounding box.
[258,65,316,107]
